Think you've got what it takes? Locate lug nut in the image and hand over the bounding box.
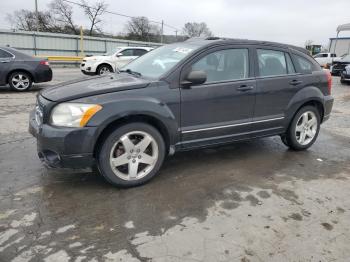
[127,156,131,160]
[137,149,140,153]
[138,155,141,159]
[130,149,133,153]
[132,159,136,163]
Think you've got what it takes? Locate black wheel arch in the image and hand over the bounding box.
[93,114,173,159]
[7,69,34,84]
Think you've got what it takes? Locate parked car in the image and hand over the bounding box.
[80,46,153,75]
[331,54,350,75]
[313,52,339,68]
[340,65,350,84]
[29,38,333,187]
[0,47,52,91]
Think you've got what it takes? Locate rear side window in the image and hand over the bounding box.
[192,48,249,83]
[257,49,287,76]
[293,55,314,74]
[0,49,13,58]
[331,54,337,57]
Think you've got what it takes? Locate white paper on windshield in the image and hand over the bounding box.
[173,47,193,54]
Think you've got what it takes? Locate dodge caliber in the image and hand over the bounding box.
[29,38,334,187]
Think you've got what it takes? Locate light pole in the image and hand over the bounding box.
[35,0,39,31]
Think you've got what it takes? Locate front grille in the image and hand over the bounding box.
[333,62,349,71]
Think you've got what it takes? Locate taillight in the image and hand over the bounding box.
[40,60,50,66]
[326,70,332,95]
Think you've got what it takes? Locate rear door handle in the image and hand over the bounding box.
[236,85,254,91]
[289,79,303,86]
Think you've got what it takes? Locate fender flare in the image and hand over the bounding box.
[285,86,325,125]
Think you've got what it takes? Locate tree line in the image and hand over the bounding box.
[7,0,213,43]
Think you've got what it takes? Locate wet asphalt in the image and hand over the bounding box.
[0,69,350,262]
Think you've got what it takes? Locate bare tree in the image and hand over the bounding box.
[7,9,60,32]
[125,16,160,42]
[182,22,212,38]
[80,0,107,36]
[49,0,78,34]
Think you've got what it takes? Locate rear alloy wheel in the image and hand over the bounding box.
[98,65,113,75]
[282,106,320,150]
[98,123,165,187]
[9,72,32,91]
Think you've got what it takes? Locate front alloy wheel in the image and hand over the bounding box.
[109,131,159,180]
[98,123,165,187]
[98,65,112,75]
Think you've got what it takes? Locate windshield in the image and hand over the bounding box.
[104,48,121,56]
[341,54,350,60]
[121,43,201,78]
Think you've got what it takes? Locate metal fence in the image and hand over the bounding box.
[0,29,162,57]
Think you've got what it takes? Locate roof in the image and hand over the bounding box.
[185,37,310,55]
[337,23,350,33]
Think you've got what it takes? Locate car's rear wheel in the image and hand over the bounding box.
[282,106,320,150]
[9,71,33,91]
[97,122,165,187]
[97,64,113,75]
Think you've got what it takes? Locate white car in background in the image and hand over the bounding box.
[80,46,153,75]
[313,52,339,68]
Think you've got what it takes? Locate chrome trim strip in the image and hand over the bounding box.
[181,117,285,134]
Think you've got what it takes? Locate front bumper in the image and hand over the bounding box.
[341,72,350,82]
[29,110,97,168]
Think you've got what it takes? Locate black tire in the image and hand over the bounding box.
[283,106,321,151]
[97,122,165,187]
[8,71,33,91]
[97,64,113,75]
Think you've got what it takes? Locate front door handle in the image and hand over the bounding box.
[236,85,254,91]
[289,79,303,86]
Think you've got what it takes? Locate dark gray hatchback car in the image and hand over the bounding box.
[29,38,333,187]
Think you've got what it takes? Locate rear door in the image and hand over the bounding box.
[180,45,256,148]
[253,47,300,136]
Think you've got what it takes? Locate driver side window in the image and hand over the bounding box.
[118,49,133,57]
[192,48,249,84]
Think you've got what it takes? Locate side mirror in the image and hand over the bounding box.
[182,70,207,87]
[116,53,123,57]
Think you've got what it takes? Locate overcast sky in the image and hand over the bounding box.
[1,0,350,47]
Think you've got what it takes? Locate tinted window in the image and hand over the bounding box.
[257,49,287,77]
[119,49,134,56]
[191,49,249,83]
[0,49,13,58]
[331,54,337,57]
[133,49,147,56]
[314,53,327,58]
[294,55,313,74]
[285,53,296,74]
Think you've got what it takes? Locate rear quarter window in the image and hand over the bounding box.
[292,54,320,74]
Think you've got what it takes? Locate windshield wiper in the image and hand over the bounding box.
[119,69,142,77]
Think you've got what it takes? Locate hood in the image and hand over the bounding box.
[40,73,151,102]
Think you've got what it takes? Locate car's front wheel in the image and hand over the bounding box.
[282,106,320,150]
[97,123,165,187]
[9,71,33,91]
[97,64,113,75]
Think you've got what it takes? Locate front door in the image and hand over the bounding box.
[180,46,256,148]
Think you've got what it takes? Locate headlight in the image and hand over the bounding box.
[50,103,102,127]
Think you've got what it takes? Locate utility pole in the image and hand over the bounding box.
[175,30,178,41]
[35,0,39,31]
[161,20,164,44]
